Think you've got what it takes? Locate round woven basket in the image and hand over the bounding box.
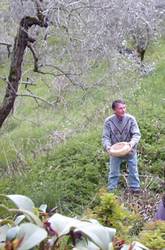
[109,142,131,157]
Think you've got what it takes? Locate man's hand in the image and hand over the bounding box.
[128,142,133,149]
[106,147,111,155]
[128,142,133,154]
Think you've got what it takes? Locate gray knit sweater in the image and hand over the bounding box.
[102,113,141,152]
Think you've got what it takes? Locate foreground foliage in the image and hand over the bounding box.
[84,191,165,249]
[0,41,165,215]
[84,190,145,241]
[0,194,149,250]
[138,221,165,249]
[0,41,164,250]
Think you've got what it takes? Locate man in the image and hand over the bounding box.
[102,99,141,192]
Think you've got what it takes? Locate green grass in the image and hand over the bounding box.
[0,39,165,214]
[0,129,107,215]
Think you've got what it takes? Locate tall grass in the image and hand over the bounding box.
[0,40,164,214]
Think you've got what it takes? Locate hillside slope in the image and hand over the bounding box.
[0,40,164,215]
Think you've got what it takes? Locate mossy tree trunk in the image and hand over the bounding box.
[0,13,47,127]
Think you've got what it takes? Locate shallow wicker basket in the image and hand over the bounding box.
[109,142,131,157]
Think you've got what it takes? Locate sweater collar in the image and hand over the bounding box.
[115,115,125,122]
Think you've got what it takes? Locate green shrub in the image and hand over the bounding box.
[138,221,165,249]
[84,190,143,240]
[0,194,118,250]
[0,130,108,215]
[138,118,165,177]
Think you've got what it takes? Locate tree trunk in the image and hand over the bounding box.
[0,15,46,127]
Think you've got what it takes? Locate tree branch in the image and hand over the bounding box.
[27,43,85,89]
[0,42,12,57]
[27,43,39,71]
[44,64,85,89]
[16,93,54,106]
[0,1,48,127]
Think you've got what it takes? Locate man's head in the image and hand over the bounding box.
[112,99,126,118]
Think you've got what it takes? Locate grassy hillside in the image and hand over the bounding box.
[0,40,164,215]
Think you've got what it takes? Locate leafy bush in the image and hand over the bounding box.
[84,190,143,240]
[0,194,149,250]
[0,130,108,215]
[138,221,165,249]
[138,118,165,177]
[0,39,165,223]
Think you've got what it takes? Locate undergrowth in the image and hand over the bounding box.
[0,40,165,217]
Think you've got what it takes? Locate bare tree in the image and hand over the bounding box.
[0,0,48,127]
[0,0,164,127]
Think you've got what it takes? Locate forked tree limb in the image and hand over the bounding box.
[27,43,85,89]
[0,2,48,128]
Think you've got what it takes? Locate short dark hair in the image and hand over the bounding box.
[112,99,125,110]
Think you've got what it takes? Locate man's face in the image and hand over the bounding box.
[114,103,126,118]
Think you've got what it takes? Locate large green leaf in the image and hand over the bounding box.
[14,215,26,225]
[6,226,20,240]
[17,209,42,226]
[0,225,9,242]
[39,204,47,213]
[17,223,47,250]
[48,213,80,236]
[63,222,116,250]
[48,213,116,250]
[6,195,35,212]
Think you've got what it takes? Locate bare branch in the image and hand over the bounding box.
[27,42,39,71]
[16,93,54,106]
[0,42,12,47]
[44,64,85,89]
[0,42,12,57]
[21,78,36,87]
[0,3,48,127]
[27,42,85,89]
